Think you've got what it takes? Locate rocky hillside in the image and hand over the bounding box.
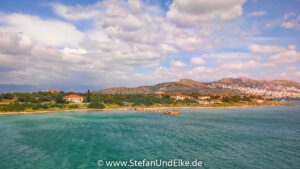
[94,77,300,98]
[212,78,300,88]
[94,79,239,95]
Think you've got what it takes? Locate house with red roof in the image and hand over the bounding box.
[63,94,83,103]
[171,94,191,101]
[211,100,222,104]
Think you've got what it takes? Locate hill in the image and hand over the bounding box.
[94,79,239,95]
[94,77,300,98]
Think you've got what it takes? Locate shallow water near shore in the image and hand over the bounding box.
[0,103,299,169]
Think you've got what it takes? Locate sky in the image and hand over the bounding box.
[0,0,299,90]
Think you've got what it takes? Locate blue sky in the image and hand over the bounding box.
[0,0,299,90]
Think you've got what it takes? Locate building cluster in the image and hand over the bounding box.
[197,96,222,104]
[168,94,223,104]
[160,93,268,105]
[198,100,222,104]
[170,94,192,100]
[211,84,300,98]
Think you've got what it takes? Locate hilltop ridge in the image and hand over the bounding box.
[94,77,300,98]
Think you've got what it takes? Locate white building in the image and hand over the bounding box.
[171,94,191,100]
[198,101,209,104]
[198,96,210,100]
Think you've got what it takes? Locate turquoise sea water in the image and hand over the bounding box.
[0,103,299,169]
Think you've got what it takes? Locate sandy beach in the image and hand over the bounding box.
[0,103,292,115]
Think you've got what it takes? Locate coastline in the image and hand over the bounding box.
[0,103,293,116]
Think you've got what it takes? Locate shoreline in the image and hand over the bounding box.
[0,103,293,116]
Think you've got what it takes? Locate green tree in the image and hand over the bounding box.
[2,93,13,100]
[55,95,66,103]
[86,90,91,103]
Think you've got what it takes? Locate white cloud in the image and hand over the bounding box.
[200,52,256,59]
[270,50,300,64]
[248,44,286,53]
[0,31,69,84]
[266,12,300,31]
[286,66,296,71]
[247,11,266,17]
[0,13,84,47]
[256,70,300,81]
[31,44,60,58]
[61,47,87,55]
[175,36,204,50]
[219,60,273,70]
[190,57,206,66]
[0,31,34,55]
[128,0,142,14]
[186,66,213,74]
[50,3,102,20]
[166,0,246,27]
[103,12,145,31]
[288,44,297,50]
[170,60,186,67]
[1,0,299,86]
[281,13,300,30]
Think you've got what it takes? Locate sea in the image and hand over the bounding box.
[0,102,299,169]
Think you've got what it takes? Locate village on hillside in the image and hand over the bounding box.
[211,84,300,98]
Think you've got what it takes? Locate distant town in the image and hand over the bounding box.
[210,84,300,98]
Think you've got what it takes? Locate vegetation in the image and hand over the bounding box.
[86,90,91,102]
[0,92,79,112]
[88,102,105,109]
[68,104,79,109]
[0,103,27,112]
[32,104,49,110]
[0,91,278,113]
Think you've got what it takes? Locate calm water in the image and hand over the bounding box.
[0,103,299,169]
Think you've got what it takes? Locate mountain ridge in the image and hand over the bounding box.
[94,77,300,98]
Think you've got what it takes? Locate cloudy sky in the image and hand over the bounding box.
[0,0,299,90]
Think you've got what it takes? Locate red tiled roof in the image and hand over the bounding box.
[174,94,187,97]
[63,94,83,98]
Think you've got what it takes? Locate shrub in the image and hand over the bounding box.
[0,103,26,112]
[50,104,65,108]
[132,103,141,107]
[32,104,49,110]
[2,93,13,100]
[68,104,79,108]
[88,102,105,109]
